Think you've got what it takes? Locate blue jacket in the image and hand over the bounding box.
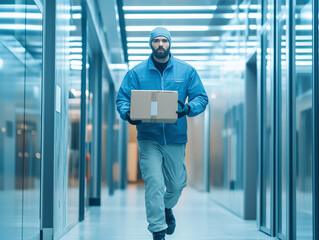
[116,54,208,145]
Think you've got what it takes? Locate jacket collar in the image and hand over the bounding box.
[148,53,174,70]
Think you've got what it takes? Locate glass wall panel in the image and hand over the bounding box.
[53,0,72,237]
[101,62,109,188]
[0,1,26,239]
[85,53,92,208]
[207,0,258,219]
[0,0,42,239]
[188,109,210,191]
[23,1,42,239]
[294,0,313,239]
[112,109,120,188]
[261,30,273,231]
[87,51,100,202]
[209,71,245,217]
[276,1,288,237]
[67,0,82,227]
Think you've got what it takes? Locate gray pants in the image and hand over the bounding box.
[138,140,187,233]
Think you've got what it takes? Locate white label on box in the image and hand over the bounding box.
[151,101,157,116]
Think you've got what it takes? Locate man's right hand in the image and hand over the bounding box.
[126,111,142,125]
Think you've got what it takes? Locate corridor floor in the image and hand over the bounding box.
[60,185,275,240]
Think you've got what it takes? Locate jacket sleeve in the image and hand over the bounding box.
[116,70,139,120]
[186,68,209,117]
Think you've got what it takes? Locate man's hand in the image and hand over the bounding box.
[126,111,142,125]
[176,100,190,118]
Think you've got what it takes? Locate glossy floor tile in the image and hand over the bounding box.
[60,185,275,240]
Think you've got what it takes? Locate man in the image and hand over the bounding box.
[116,27,208,240]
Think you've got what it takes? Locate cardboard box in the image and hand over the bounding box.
[130,90,178,123]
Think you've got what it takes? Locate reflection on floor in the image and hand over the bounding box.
[60,185,275,240]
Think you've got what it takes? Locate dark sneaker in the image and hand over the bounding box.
[152,230,166,240]
[165,208,176,235]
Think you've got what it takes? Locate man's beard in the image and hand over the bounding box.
[152,46,170,59]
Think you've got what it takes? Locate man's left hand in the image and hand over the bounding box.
[176,100,190,118]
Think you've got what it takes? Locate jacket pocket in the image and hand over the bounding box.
[165,78,186,92]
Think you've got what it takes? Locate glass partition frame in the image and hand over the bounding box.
[275,0,289,238]
[292,0,313,239]
[259,0,275,236]
[313,0,319,239]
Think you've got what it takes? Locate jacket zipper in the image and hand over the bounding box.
[152,62,169,146]
[161,73,167,145]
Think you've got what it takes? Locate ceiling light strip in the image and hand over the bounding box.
[127,36,221,42]
[126,26,210,31]
[0,12,42,19]
[125,13,213,19]
[123,6,217,11]
[127,42,217,47]
[128,55,210,61]
[0,4,38,10]
[128,60,246,66]
[128,49,212,54]
[126,25,246,32]
[0,24,41,30]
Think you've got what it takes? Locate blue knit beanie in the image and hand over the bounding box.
[149,27,171,47]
